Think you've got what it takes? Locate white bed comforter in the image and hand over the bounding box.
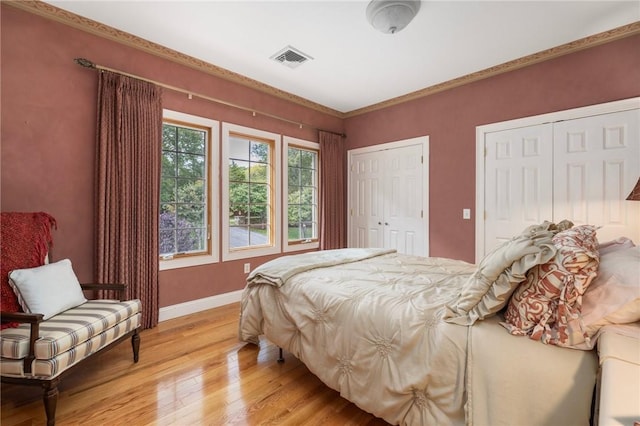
[239,249,476,425]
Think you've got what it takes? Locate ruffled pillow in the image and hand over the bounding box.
[502,225,600,346]
[444,221,566,325]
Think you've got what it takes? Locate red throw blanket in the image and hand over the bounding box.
[1,212,57,328]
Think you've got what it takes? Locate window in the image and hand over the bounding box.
[222,123,281,260]
[160,110,219,270]
[284,136,320,252]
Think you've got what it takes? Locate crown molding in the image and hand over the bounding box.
[345,21,640,118]
[6,1,639,119]
[6,0,345,119]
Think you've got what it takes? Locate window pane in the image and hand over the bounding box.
[288,205,300,222]
[250,141,268,162]
[288,167,300,187]
[288,147,300,167]
[300,150,315,168]
[249,183,268,204]
[287,145,318,243]
[177,204,205,228]
[162,125,177,151]
[162,151,176,176]
[301,222,314,239]
[288,186,300,201]
[229,225,249,249]
[229,160,249,181]
[249,204,267,225]
[227,131,275,253]
[177,178,205,203]
[300,205,313,222]
[160,119,209,258]
[230,208,247,225]
[159,229,176,256]
[176,228,204,253]
[178,153,205,178]
[249,164,267,183]
[177,127,205,155]
[300,169,314,186]
[161,178,177,203]
[229,137,250,160]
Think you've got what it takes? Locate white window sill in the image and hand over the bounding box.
[159,254,218,271]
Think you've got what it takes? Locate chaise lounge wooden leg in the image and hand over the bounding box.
[43,378,59,426]
[277,347,284,363]
[131,330,140,363]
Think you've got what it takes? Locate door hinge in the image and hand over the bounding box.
[421,210,423,218]
[350,208,353,216]
[421,155,423,164]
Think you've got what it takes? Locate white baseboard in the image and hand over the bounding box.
[158,289,243,322]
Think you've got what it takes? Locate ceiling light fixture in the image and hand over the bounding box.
[366,0,421,34]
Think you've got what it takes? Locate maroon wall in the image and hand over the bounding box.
[0,5,342,307]
[2,4,639,308]
[344,34,640,262]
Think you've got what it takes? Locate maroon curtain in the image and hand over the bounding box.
[95,71,162,329]
[318,131,346,250]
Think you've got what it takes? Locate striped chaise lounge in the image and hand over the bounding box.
[0,212,142,425]
[0,284,141,426]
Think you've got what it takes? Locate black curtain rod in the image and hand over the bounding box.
[74,58,346,138]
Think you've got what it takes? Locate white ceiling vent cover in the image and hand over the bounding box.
[270,46,313,69]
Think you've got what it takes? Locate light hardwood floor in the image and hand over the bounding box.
[1,302,390,425]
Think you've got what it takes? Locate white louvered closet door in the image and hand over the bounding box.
[553,109,640,243]
[484,124,554,255]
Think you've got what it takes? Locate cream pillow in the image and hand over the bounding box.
[9,259,87,320]
[564,246,640,349]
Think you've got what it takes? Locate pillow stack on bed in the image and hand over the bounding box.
[444,220,571,326]
[446,221,639,350]
[502,225,600,346]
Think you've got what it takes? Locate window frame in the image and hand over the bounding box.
[222,122,282,261]
[283,136,320,252]
[159,109,220,271]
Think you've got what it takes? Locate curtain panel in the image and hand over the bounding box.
[95,71,162,329]
[318,131,346,250]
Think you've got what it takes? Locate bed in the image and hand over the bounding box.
[239,222,640,425]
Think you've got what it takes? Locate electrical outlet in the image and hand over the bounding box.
[463,208,471,220]
[243,263,251,273]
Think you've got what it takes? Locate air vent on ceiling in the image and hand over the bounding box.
[270,45,313,69]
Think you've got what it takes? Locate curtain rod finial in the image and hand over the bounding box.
[74,58,96,69]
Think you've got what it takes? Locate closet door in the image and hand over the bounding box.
[351,150,385,249]
[383,143,424,254]
[349,139,428,256]
[553,109,640,243]
[483,124,554,254]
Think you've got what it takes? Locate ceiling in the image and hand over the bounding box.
[45,1,639,114]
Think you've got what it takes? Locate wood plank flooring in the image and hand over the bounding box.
[1,302,390,425]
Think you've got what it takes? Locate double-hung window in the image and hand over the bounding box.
[159,110,219,270]
[222,123,281,260]
[284,136,320,252]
